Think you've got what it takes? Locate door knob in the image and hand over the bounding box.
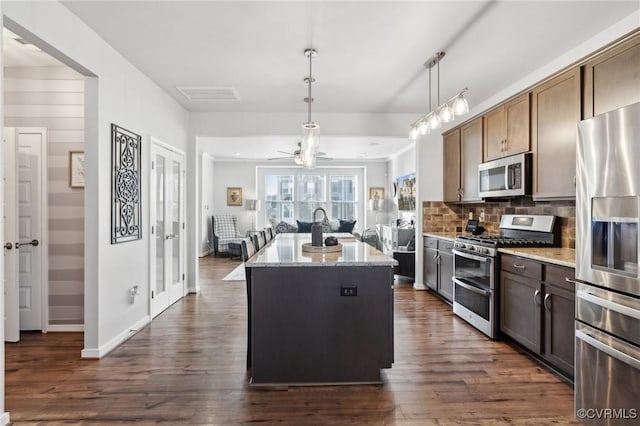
[4,242,12,250]
[17,239,39,248]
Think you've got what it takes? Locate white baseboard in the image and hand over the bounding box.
[199,248,213,257]
[0,412,10,425]
[47,324,84,332]
[413,282,427,290]
[81,315,150,359]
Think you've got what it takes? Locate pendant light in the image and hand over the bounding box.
[301,48,319,169]
[409,51,469,140]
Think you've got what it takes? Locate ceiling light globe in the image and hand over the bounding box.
[427,113,441,130]
[418,121,429,135]
[439,104,454,122]
[409,127,418,141]
[452,94,469,115]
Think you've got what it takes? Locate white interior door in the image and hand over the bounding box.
[16,129,45,330]
[4,128,19,342]
[3,127,45,335]
[150,141,185,318]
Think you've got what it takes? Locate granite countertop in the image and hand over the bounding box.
[246,233,397,267]
[422,232,458,242]
[498,247,576,268]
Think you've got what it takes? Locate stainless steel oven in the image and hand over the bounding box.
[452,214,559,340]
[452,248,498,339]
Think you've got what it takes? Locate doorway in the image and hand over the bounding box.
[150,139,186,318]
[3,127,47,342]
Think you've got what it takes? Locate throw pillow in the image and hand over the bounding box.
[321,218,332,233]
[329,219,340,231]
[337,219,357,233]
[296,220,313,233]
[275,221,297,234]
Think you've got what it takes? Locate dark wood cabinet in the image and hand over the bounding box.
[443,118,483,203]
[423,236,454,302]
[583,33,640,118]
[443,128,461,202]
[483,93,530,161]
[542,264,576,376]
[500,254,575,378]
[500,256,542,353]
[531,68,581,199]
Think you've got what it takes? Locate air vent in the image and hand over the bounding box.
[176,86,240,101]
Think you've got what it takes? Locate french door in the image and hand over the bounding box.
[150,140,186,318]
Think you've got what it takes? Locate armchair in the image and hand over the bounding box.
[211,215,243,256]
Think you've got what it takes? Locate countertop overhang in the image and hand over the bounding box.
[246,233,398,267]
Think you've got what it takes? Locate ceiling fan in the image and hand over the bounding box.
[268,142,331,163]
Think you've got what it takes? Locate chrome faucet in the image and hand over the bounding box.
[313,207,328,223]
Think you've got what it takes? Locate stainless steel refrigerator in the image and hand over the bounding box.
[575,102,640,425]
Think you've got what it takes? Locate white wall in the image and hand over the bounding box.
[0,3,8,424]
[2,1,190,358]
[199,153,215,256]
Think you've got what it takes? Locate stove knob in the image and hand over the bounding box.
[466,244,475,251]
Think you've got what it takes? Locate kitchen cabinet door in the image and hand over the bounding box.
[500,270,542,353]
[438,241,454,302]
[423,246,439,291]
[483,93,530,161]
[583,33,640,118]
[443,129,461,202]
[542,264,576,378]
[532,68,581,199]
[542,282,575,377]
[460,118,483,202]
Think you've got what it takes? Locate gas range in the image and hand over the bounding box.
[453,214,560,258]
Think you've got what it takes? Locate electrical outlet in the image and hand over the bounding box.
[479,210,485,222]
[468,211,473,220]
[340,285,357,296]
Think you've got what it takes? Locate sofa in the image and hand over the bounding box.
[273,218,358,236]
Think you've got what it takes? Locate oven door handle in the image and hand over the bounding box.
[453,278,490,297]
[452,249,491,263]
[576,329,640,370]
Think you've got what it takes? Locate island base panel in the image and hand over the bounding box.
[250,266,394,385]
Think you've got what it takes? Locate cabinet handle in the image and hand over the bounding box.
[565,277,578,285]
[436,255,441,265]
[513,263,526,270]
[534,289,542,305]
[544,293,552,311]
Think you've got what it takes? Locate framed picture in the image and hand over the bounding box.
[69,151,85,188]
[227,187,243,206]
[396,172,416,211]
[369,187,384,201]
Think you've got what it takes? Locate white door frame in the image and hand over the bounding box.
[4,128,19,342]
[4,127,48,333]
[149,137,186,318]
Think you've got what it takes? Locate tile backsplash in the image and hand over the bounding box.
[423,199,576,248]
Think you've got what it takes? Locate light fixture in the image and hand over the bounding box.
[301,48,319,169]
[245,199,261,230]
[409,51,469,140]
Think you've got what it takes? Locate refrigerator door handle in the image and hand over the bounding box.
[576,329,640,370]
[577,290,640,321]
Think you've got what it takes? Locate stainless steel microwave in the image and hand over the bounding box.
[478,152,532,198]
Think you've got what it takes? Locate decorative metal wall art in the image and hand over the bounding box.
[111,124,142,244]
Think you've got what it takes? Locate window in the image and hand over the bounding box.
[265,175,293,226]
[259,167,362,227]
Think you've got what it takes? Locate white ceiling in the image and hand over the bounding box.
[6,1,639,161]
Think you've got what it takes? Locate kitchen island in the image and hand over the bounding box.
[245,233,397,386]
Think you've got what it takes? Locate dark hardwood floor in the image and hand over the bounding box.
[5,256,577,425]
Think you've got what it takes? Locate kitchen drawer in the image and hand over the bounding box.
[501,254,542,280]
[423,237,438,249]
[439,240,454,254]
[544,263,575,292]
